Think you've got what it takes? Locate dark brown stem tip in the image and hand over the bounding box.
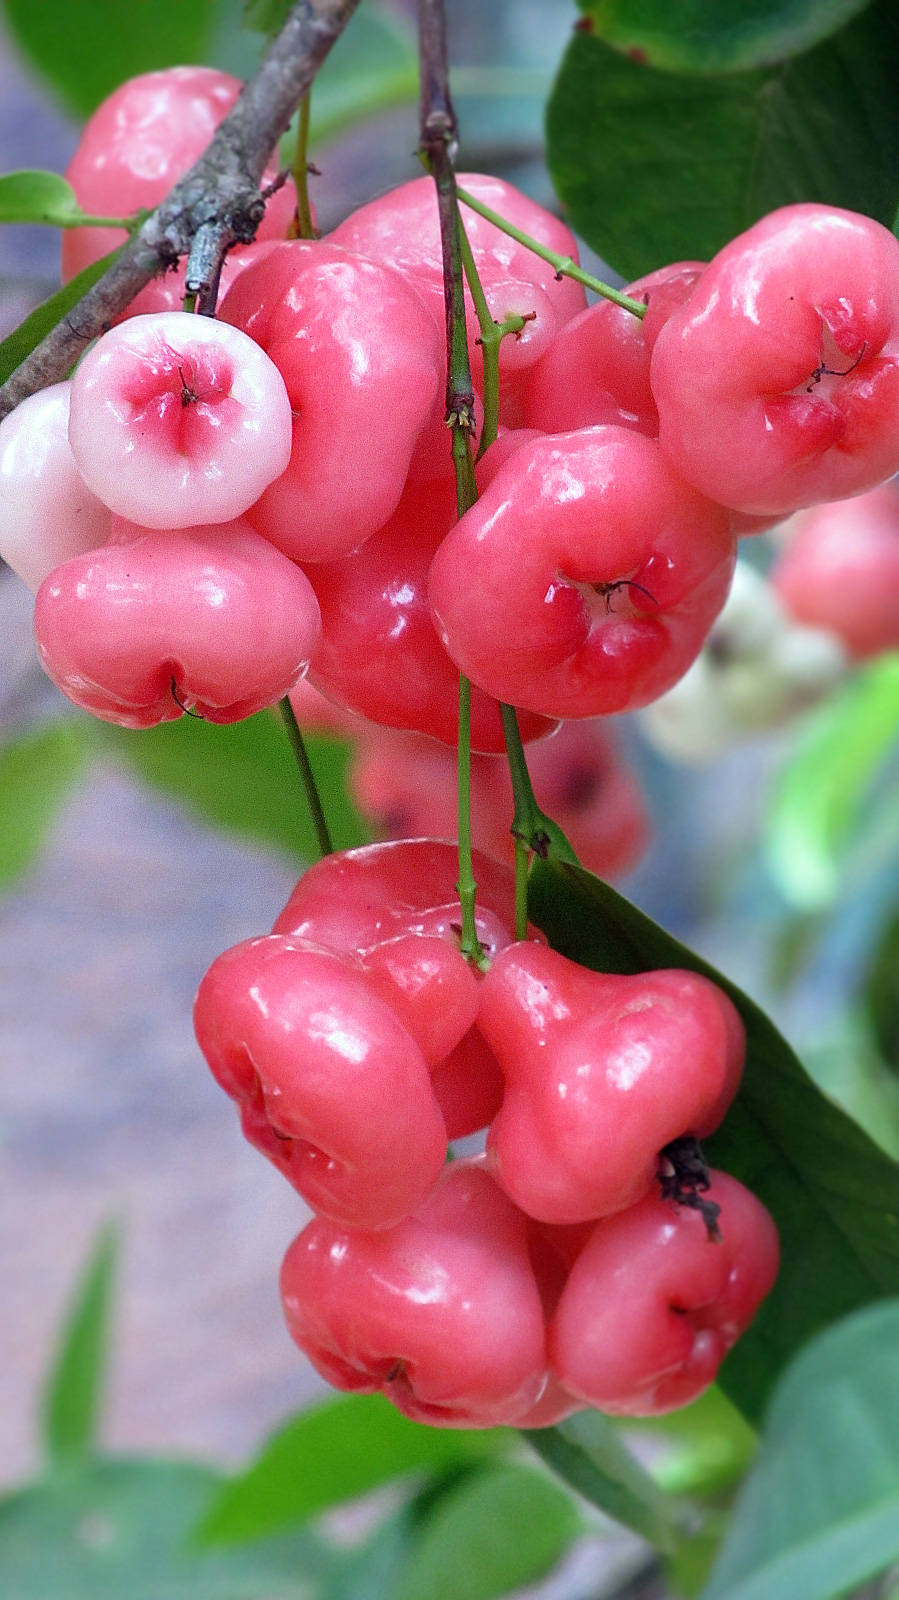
[658,1135,721,1242]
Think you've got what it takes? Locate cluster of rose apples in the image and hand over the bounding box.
[3,68,899,748]
[5,64,899,1426]
[194,837,779,1426]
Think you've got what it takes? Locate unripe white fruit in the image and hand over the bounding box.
[0,383,111,593]
[67,313,292,528]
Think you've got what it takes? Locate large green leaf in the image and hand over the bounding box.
[547,0,899,280]
[581,0,872,74]
[0,248,123,387]
[1,0,223,118]
[764,655,899,910]
[99,711,368,863]
[527,857,899,1423]
[41,1223,119,1468]
[197,1393,507,1546]
[392,1464,582,1600]
[524,1411,683,1550]
[0,1459,330,1600]
[703,1300,899,1600]
[0,720,90,888]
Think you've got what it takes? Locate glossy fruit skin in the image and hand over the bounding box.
[303,435,557,751]
[61,66,297,317]
[280,1160,549,1426]
[520,261,705,438]
[479,942,744,1225]
[218,240,442,561]
[274,839,520,962]
[349,718,650,879]
[67,313,292,529]
[429,427,736,719]
[550,1171,779,1415]
[193,937,447,1230]
[0,382,110,592]
[651,204,899,516]
[329,172,587,448]
[771,481,899,659]
[272,840,533,1139]
[33,516,321,728]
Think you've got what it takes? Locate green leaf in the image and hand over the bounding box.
[863,910,899,1072]
[0,720,91,888]
[668,1515,731,1600]
[308,2,417,148]
[801,1015,899,1160]
[99,711,368,862]
[527,857,899,1424]
[547,0,899,280]
[0,170,81,226]
[524,1411,683,1550]
[581,0,872,74]
[0,0,221,118]
[764,655,899,910]
[703,1300,899,1600]
[196,1393,508,1546]
[0,1459,331,1600]
[392,1463,582,1600]
[242,0,291,34]
[41,1222,119,1467]
[320,1505,418,1600]
[630,1385,757,1498]
[0,247,123,387]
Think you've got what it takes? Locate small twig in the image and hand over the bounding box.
[418,0,484,967]
[0,0,361,417]
[288,92,318,240]
[184,221,233,316]
[279,696,334,858]
[456,184,647,318]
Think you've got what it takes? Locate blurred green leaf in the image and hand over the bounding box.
[197,1393,507,1546]
[243,0,292,34]
[308,2,416,148]
[668,1515,730,1599]
[630,1385,757,1498]
[320,1506,418,1600]
[392,1463,582,1600]
[525,1411,683,1550]
[0,1459,330,1599]
[864,911,899,1072]
[802,1016,899,1159]
[703,1300,899,1600]
[41,1222,119,1468]
[1,0,222,117]
[765,655,899,910]
[528,857,899,1424]
[581,0,872,74]
[100,711,368,862]
[0,170,81,225]
[0,248,123,387]
[547,0,899,280]
[0,720,90,888]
